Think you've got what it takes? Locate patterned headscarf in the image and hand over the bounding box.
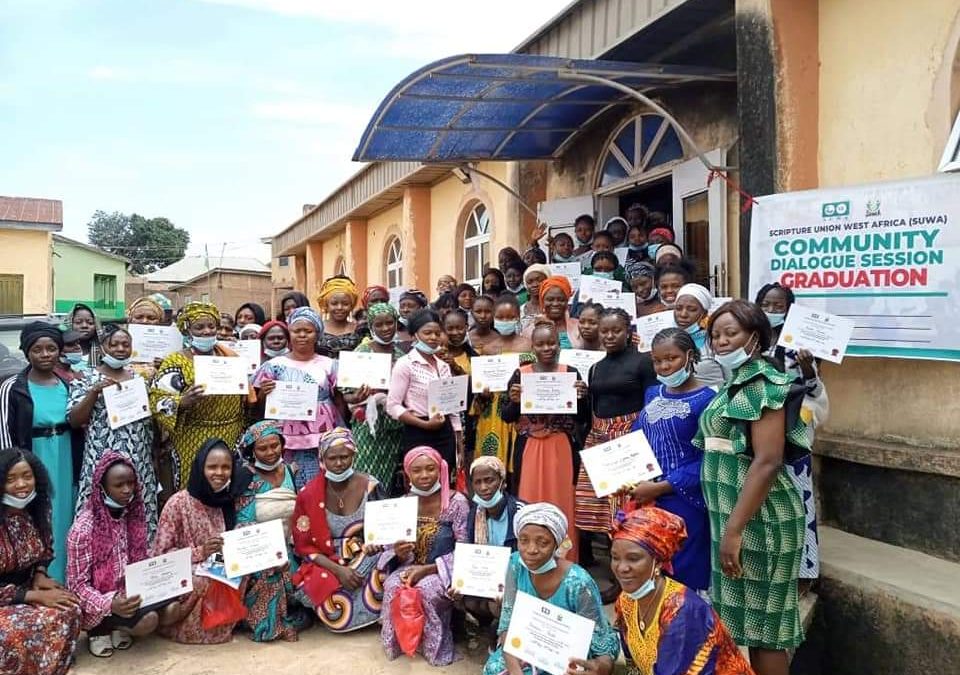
[625,260,656,282]
[649,227,675,243]
[239,421,284,459]
[470,455,506,480]
[149,293,173,311]
[403,446,450,510]
[514,502,568,556]
[362,285,390,310]
[612,506,688,574]
[287,307,324,333]
[127,296,164,321]
[538,275,573,304]
[366,302,397,319]
[318,427,356,458]
[177,301,220,333]
[317,277,359,310]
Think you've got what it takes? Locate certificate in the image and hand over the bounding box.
[451,543,511,599]
[233,340,262,374]
[102,377,151,430]
[337,351,393,389]
[194,356,249,395]
[634,311,677,352]
[471,354,520,393]
[778,304,854,364]
[221,519,288,578]
[388,286,407,310]
[595,291,637,319]
[128,324,182,363]
[520,372,577,415]
[709,296,733,315]
[558,349,605,385]
[578,275,622,302]
[548,262,582,291]
[363,496,418,546]
[265,381,318,421]
[427,375,469,416]
[504,591,595,675]
[614,246,630,266]
[580,429,662,497]
[124,547,193,606]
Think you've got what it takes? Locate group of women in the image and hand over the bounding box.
[0,209,825,675]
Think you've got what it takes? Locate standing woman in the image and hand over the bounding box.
[317,276,362,358]
[655,264,692,312]
[397,289,429,347]
[525,275,582,349]
[519,263,550,331]
[278,291,311,322]
[576,302,603,351]
[149,302,246,491]
[259,320,290,360]
[68,325,159,540]
[695,300,807,675]
[253,307,344,492]
[67,303,101,367]
[482,268,507,297]
[630,262,662,317]
[235,302,267,330]
[126,297,166,382]
[468,294,500,355]
[0,322,76,582]
[441,308,476,377]
[456,283,477,314]
[673,284,725,388]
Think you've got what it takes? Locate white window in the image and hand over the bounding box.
[462,202,491,289]
[939,109,960,172]
[335,256,347,276]
[385,236,403,290]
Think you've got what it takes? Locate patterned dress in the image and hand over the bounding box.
[694,358,807,650]
[0,510,81,675]
[317,330,361,359]
[471,352,534,471]
[68,370,159,540]
[348,341,404,488]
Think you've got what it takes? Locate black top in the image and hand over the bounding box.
[588,348,657,418]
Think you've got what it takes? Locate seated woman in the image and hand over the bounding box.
[483,503,620,675]
[234,421,305,642]
[379,447,469,666]
[292,427,386,633]
[152,439,242,644]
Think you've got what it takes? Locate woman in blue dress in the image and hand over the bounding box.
[629,327,716,593]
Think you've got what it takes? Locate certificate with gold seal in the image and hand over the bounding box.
[504,591,595,675]
[451,543,511,599]
[363,496,418,546]
[579,429,662,497]
[337,350,393,389]
[470,354,519,394]
[102,377,151,430]
[221,519,288,578]
[519,372,577,415]
[264,381,318,421]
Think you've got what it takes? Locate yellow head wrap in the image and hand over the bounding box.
[317,276,359,310]
[127,296,164,321]
[177,302,220,333]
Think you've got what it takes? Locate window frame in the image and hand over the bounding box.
[385,236,404,290]
[938,109,960,172]
[462,202,491,289]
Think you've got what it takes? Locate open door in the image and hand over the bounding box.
[672,149,727,294]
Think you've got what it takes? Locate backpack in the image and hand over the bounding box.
[724,374,811,464]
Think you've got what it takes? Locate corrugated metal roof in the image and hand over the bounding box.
[52,234,129,263]
[0,195,63,230]
[145,255,270,283]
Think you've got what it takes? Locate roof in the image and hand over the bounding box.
[52,234,129,263]
[0,196,63,231]
[145,255,270,284]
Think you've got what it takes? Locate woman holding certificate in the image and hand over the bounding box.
[522,276,581,349]
[316,276,362,359]
[126,296,167,381]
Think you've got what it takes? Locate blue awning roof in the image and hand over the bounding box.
[352,53,734,163]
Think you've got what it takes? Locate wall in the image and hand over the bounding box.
[52,240,127,319]
[366,204,403,288]
[137,272,274,317]
[0,229,52,314]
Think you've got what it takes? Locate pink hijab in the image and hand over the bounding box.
[402,446,450,510]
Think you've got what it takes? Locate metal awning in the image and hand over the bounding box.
[352,53,734,163]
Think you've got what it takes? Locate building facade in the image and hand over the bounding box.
[52,234,128,320]
[0,196,62,315]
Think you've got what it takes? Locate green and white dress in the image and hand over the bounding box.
[694,357,806,650]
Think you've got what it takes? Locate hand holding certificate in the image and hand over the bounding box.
[778,304,854,364]
[427,375,469,416]
[337,350,393,389]
[520,372,578,414]
[364,496,418,546]
[124,548,193,606]
[505,591,595,675]
[580,429,662,497]
[451,543,511,599]
[579,275,623,302]
[549,262,582,291]
[194,356,249,395]
[102,377,151,430]
[265,381,318,421]
[128,324,182,363]
[221,519,288,578]
[471,354,520,393]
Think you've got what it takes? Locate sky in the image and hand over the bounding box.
[0,0,571,261]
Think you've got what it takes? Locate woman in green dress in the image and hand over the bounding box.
[694,299,807,675]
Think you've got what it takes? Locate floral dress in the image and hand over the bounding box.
[348,340,405,489]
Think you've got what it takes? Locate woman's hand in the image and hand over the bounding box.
[363,544,384,555]
[420,414,446,431]
[31,571,60,591]
[342,384,371,405]
[27,588,79,610]
[566,657,612,675]
[334,564,365,591]
[394,541,415,562]
[257,380,277,397]
[796,348,817,381]
[456,431,465,470]
[719,527,743,578]
[629,480,669,505]
[179,385,206,411]
[575,380,588,399]
[402,565,433,587]
[446,586,462,601]
[111,594,142,618]
[201,536,224,558]
[94,378,118,393]
[508,383,522,404]
[153,357,164,370]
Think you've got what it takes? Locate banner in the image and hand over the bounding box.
[749,174,960,361]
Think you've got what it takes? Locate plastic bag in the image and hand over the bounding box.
[392,585,425,657]
[455,467,467,494]
[201,579,248,630]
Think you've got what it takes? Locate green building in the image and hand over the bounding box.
[52,234,128,320]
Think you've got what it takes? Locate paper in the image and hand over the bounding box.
[579,275,623,302]
[594,291,637,319]
[558,349,605,385]
[124,548,193,606]
[778,304,854,364]
[580,429,662,497]
[633,311,677,352]
[221,519,288,578]
[337,350,393,390]
[264,381,318,421]
[614,246,630,266]
[427,375,469,416]
[388,286,407,310]
[233,340,262,374]
[102,377,151,430]
[194,355,249,395]
[504,591,595,675]
[520,371,578,415]
[128,324,182,363]
[709,296,733,315]
[194,554,242,590]
[548,262,582,291]
[471,354,520,393]
[451,543,511,599]
[363,496,418,546]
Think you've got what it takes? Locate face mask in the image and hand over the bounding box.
[553,254,575,263]
[2,490,36,509]
[264,347,289,358]
[213,479,231,494]
[63,352,85,365]
[472,489,504,509]
[657,363,692,388]
[413,340,438,355]
[628,243,645,252]
[575,234,593,245]
[765,312,786,328]
[648,243,662,258]
[398,317,409,328]
[103,492,129,510]
[372,332,394,346]
[519,555,558,575]
[254,457,283,472]
[325,467,354,483]
[191,335,218,353]
[102,354,131,369]
[506,284,524,294]
[494,320,519,336]
[627,566,659,600]
[593,271,615,280]
[715,336,757,371]
[410,481,441,497]
[661,299,675,309]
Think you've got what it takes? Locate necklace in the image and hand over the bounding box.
[636,579,663,632]
[326,481,349,510]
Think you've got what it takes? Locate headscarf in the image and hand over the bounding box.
[177,301,220,333]
[513,502,568,556]
[469,455,506,480]
[399,289,429,309]
[235,302,267,326]
[676,283,713,313]
[403,446,450,510]
[470,455,507,545]
[238,323,263,339]
[649,227,675,243]
[20,321,64,354]
[239,420,285,460]
[655,244,683,264]
[612,506,688,574]
[366,301,397,319]
[523,263,551,286]
[287,307,324,334]
[258,320,289,341]
[318,427,356,458]
[362,285,389,310]
[538,275,573,304]
[406,308,440,337]
[186,439,239,530]
[317,276,359,310]
[127,296,164,321]
[149,293,173,311]
[605,216,628,229]
[625,260,656,282]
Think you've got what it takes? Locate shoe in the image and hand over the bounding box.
[88,635,114,658]
[111,630,133,650]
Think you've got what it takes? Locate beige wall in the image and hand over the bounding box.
[0,229,52,314]
[366,204,404,288]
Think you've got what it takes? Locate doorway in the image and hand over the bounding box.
[616,177,673,227]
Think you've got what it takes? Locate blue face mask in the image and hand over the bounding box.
[254,458,284,472]
[264,347,289,358]
[103,492,129,510]
[647,243,662,258]
[494,320,519,336]
[657,362,692,388]
[715,338,756,371]
[628,243,646,252]
[63,352,85,365]
[472,489,504,509]
[765,312,786,328]
[191,335,218,353]
[2,490,36,509]
[413,340,438,355]
[325,466,354,483]
[593,271,615,280]
[627,568,659,600]
[519,555,558,575]
[102,354,131,369]
[410,481,441,497]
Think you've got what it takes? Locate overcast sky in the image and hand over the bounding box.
[0,0,570,260]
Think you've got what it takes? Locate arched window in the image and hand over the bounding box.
[462,202,490,288]
[597,113,685,189]
[334,256,347,277]
[385,236,403,290]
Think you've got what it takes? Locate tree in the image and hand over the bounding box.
[87,211,190,275]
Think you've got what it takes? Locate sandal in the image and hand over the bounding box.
[88,635,114,658]
[111,630,133,650]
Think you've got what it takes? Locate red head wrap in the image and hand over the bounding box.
[612,506,688,573]
[538,275,573,305]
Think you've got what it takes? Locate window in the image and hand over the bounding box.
[597,114,685,189]
[278,256,290,267]
[93,274,117,309]
[0,274,23,314]
[385,236,403,290]
[462,202,491,288]
[183,295,193,305]
[200,293,210,303]
[335,257,347,276]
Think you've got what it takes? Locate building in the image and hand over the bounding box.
[51,234,129,320]
[126,255,272,316]
[0,195,62,314]
[263,231,307,315]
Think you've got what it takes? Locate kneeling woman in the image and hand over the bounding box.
[483,503,620,675]
[379,447,470,666]
[152,439,242,644]
[0,449,81,675]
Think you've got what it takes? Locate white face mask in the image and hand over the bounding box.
[409,481,441,497]
[2,490,36,509]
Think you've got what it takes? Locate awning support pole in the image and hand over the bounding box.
[461,165,541,220]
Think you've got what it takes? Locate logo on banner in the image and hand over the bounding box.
[821,200,850,218]
[865,199,881,217]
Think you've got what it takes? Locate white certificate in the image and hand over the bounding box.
[427,375,469,416]
[709,296,733,315]
[505,591,595,675]
[264,381,318,421]
[221,519,289,578]
[124,547,193,606]
[337,351,393,390]
[128,324,182,363]
[363,496,418,546]
[520,371,578,415]
[778,304,854,364]
[549,262,582,291]
[558,349,605,385]
[471,354,520,393]
[102,377,151,430]
[451,543,511,599]
[614,246,630,266]
[595,291,637,319]
[634,311,677,352]
[389,286,407,310]
[233,340,262,374]
[580,429,663,497]
[578,275,622,302]
[194,355,249,395]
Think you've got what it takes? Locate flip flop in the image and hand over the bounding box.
[88,635,114,658]
[111,631,133,650]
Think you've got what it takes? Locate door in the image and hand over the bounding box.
[0,275,24,315]
[672,149,727,294]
